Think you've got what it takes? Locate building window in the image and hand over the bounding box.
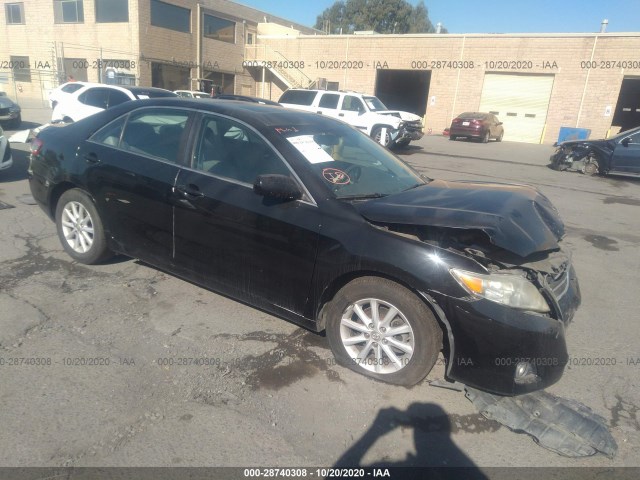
[203,14,235,44]
[5,3,24,24]
[95,0,128,23]
[150,0,190,33]
[54,0,84,23]
[247,33,254,45]
[11,56,31,82]
[205,71,234,94]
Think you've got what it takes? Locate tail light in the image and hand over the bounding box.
[452,118,461,124]
[30,138,44,156]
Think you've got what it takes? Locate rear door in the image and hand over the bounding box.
[610,130,640,174]
[315,92,341,116]
[82,107,192,267]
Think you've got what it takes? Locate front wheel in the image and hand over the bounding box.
[55,189,112,264]
[372,126,393,147]
[326,277,443,386]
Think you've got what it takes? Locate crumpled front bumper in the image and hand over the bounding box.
[426,264,581,396]
[397,123,424,141]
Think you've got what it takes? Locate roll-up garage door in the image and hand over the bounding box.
[479,73,554,143]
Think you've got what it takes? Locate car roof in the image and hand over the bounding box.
[215,94,281,105]
[458,112,491,118]
[123,86,177,97]
[104,97,342,131]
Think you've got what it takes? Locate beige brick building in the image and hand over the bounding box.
[0,0,315,103]
[2,0,639,143]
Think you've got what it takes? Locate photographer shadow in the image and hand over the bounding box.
[333,402,488,479]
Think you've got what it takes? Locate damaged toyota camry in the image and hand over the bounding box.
[28,98,581,395]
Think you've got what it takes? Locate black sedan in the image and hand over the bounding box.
[449,112,504,143]
[28,98,580,395]
[550,126,640,176]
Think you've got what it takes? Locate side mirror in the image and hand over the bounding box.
[254,174,302,201]
[497,122,503,126]
[621,137,630,147]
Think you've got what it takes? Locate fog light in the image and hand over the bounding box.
[514,361,539,385]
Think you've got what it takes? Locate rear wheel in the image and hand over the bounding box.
[10,114,21,129]
[55,189,112,264]
[326,277,442,386]
[482,130,490,143]
[449,135,457,141]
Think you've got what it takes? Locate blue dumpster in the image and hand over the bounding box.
[557,127,591,143]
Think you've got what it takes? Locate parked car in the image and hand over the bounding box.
[278,89,423,148]
[213,94,282,106]
[0,96,22,129]
[449,112,504,143]
[0,125,12,171]
[29,98,580,395]
[174,90,210,99]
[48,81,87,109]
[550,126,640,176]
[51,84,177,123]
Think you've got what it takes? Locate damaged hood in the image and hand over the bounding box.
[377,111,422,122]
[356,179,565,257]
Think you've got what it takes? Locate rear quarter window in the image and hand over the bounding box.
[279,90,317,106]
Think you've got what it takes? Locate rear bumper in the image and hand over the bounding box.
[450,126,483,138]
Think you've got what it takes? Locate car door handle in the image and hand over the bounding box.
[338,113,345,117]
[316,111,323,114]
[175,184,204,198]
[84,152,100,164]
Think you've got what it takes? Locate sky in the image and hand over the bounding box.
[235,0,640,34]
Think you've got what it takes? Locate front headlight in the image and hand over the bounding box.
[450,268,550,313]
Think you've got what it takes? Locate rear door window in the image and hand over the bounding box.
[279,90,317,106]
[120,109,190,163]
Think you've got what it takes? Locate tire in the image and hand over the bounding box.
[496,131,504,142]
[395,139,410,148]
[372,126,393,147]
[482,130,490,143]
[55,189,112,264]
[325,277,443,386]
[449,135,457,141]
[10,114,21,129]
[582,157,600,176]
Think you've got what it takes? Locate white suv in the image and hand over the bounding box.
[278,89,423,147]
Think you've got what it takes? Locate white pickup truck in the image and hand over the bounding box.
[278,89,423,148]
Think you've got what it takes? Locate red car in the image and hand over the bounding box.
[450,112,504,143]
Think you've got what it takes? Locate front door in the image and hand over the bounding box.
[172,113,321,314]
[610,129,640,174]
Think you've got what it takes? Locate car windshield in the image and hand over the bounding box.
[275,123,426,199]
[0,98,14,108]
[363,96,388,112]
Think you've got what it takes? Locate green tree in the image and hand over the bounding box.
[315,0,444,34]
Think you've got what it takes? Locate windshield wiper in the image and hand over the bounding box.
[337,193,388,200]
[402,183,425,192]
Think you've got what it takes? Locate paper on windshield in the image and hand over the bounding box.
[287,135,334,164]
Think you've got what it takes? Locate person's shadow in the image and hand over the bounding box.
[333,403,489,479]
